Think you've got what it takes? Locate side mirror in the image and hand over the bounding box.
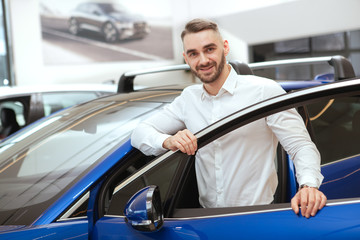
[124,185,164,232]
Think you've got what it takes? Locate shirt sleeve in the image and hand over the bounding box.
[267,109,324,188]
[131,94,187,156]
[263,80,324,188]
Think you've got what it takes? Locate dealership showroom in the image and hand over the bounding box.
[1,0,360,239]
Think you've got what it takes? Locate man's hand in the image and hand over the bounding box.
[163,129,197,155]
[291,186,327,218]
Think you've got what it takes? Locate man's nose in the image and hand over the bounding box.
[199,52,209,65]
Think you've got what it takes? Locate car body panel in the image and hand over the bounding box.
[278,80,329,92]
[94,201,360,239]
[320,155,360,200]
[0,220,88,239]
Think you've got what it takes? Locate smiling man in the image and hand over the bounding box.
[131,18,327,218]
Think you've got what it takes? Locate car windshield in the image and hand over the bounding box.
[98,3,127,14]
[0,98,164,225]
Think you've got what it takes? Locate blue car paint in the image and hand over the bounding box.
[124,187,150,223]
[93,202,360,239]
[0,141,133,237]
[287,155,297,201]
[33,140,133,225]
[87,178,105,235]
[320,155,360,199]
[0,226,25,234]
[0,220,88,240]
[279,80,325,92]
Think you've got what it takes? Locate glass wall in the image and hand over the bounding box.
[250,29,360,80]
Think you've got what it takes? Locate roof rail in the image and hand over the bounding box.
[117,64,189,93]
[117,55,355,93]
[117,61,249,93]
[248,55,355,81]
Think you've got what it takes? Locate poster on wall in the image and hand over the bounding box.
[39,0,174,65]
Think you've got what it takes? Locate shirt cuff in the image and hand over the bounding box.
[298,175,322,189]
[156,133,171,151]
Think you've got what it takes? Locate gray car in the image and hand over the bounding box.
[0,84,116,139]
[68,2,150,42]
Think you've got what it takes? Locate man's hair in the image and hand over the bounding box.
[181,18,220,41]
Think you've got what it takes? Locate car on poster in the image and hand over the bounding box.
[68,2,150,42]
[0,56,359,239]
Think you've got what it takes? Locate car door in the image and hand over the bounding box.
[91,79,360,239]
[306,95,360,199]
[85,3,107,32]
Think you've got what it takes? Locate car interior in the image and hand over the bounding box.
[0,107,20,139]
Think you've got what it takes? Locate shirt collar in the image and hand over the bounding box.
[201,65,237,100]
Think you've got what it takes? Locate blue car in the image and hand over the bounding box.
[0,56,359,239]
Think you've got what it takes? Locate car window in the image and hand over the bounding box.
[0,101,26,139]
[77,3,89,13]
[306,96,360,165]
[105,152,190,216]
[42,92,99,116]
[0,101,26,127]
[90,4,102,14]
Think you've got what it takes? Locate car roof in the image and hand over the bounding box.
[0,84,117,98]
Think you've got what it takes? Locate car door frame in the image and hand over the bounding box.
[91,78,360,239]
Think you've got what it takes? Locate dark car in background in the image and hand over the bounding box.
[68,2,150,42]
[0,84,116,139]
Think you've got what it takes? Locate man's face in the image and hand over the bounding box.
[183,30,229,84]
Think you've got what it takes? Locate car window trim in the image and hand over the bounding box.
[171,198,360,219]
[57,191,90,221]
[196,79,360,148]
[102,198,360,220]
[321,153,360,167]
[113,150,174,195]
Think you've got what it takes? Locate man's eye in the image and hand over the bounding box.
[189,52,197,57]
[207,48,214,52]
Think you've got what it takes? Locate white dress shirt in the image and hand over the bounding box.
[131,66,324,208]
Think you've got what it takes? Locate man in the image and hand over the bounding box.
[131,18,327,218]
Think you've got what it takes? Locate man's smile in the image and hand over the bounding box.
[197,63,216,74]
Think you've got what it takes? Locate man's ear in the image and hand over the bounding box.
[183,52,188,64]
[224,40,230,57]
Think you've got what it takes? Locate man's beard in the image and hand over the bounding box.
[190,52,226,84]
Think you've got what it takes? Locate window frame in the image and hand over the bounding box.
[95,79,360,220]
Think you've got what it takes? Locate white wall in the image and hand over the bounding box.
[215,0,360,45]
[9,0,44,85]
[8,0,360,86]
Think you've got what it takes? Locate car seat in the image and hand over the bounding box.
[0,108,20,138]
[229,60,254,75]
